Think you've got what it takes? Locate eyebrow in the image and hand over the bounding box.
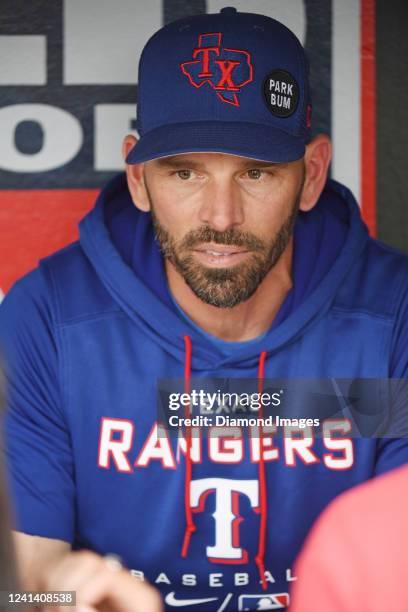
[155,157,207,170]
[154,156,287,170]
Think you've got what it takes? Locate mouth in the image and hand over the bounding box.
[192,244,250,266]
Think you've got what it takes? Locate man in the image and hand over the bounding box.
[1,7,407,611]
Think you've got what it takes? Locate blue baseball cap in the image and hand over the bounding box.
[126,7,312,165]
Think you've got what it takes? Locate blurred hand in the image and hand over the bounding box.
[40,550,162,612]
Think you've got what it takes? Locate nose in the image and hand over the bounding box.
[197,177,245,232]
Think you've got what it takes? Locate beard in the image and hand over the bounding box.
[148,182,303,309]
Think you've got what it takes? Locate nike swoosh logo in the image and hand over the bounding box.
[165,591,219,607]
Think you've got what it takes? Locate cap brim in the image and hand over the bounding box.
[126,121,305,165]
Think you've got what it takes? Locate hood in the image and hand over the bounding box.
[78,171,371,589]
[79,172,369,370]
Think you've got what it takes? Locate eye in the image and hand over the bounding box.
[246,168,263,180]
[177,169,193,180]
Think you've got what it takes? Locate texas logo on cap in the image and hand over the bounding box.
[180,32,253,106]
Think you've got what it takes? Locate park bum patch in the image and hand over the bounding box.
[263,69,299,118]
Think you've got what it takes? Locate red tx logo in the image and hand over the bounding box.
[180,32,253,107]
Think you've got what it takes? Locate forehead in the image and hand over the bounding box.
[148,152,291,171]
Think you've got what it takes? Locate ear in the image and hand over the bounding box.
[122,134,151,212]
[299,134,332,212]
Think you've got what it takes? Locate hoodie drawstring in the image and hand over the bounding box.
[181,335,196,557]
[256,350,268,590]
[181,336,268,590]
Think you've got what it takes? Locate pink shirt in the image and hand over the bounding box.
[290,464,408,611]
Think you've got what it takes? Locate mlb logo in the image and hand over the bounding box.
[238,592,290,610]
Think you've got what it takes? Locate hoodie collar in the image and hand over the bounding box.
[79,173,369,370]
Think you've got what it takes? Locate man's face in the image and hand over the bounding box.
[143,153,305,308]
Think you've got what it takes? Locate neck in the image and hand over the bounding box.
[165,238,294,342]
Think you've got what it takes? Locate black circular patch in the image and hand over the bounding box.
[263,70,299,118]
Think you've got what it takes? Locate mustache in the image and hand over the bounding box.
[180,226,265,251]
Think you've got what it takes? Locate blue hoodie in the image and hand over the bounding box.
[1,174,408,611]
